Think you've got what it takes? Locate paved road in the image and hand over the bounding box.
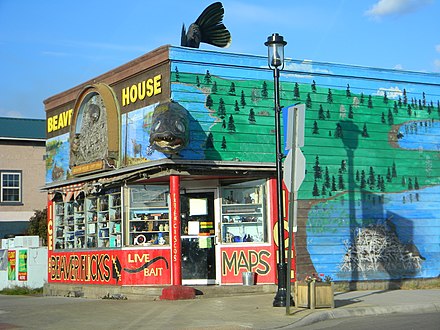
[296,312,440,330]
[0,294,288,329]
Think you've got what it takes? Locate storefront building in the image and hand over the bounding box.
[44,45,440,290]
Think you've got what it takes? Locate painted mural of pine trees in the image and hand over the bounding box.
[170,63,440,199]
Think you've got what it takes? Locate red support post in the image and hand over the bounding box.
[170,175,182,285]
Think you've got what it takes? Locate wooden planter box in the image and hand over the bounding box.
[295,281,335,309]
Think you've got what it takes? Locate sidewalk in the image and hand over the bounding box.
[158,288,440,329]
[1,288,439,329]
[288,289,440,328]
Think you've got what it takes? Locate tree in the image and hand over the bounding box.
[221,136,227,149]
[312,120,319,134]
[368,166,375,189]
[227,115,236,132]
[234,100,240,113]
[248,108,256,123]
[26,208,47,246]
[360,170,366,189]
[393,101,399,114]
[327,89,333,103]
[386,167,392,182]
[407,104,412,117]
[414,177,420,190]
[321,183,327,196]
[427,102,433,115]
[360,93,365,104]
[348,105,354,119]
[262,81,268,99]
[205,133,214,149]
[380,176,386,192]
[294,82,300,99]
[205,95,214,109]
[240,90,246,108]
[408,177,413,190]
[229,82,236,95]
[212,81,218,93]
[387,109,394,125]
[340,159,347,172]
[311,80,317,93]
[338,169,345,190]
[346,84,351,97]
[331,176,337,191]
[324,167,330,188]
[204,70,212,84]
[362,123,369,137]
[314,155,322,180]
[381,112,386,123]
[318,105,325,120]
[334,123,343,138]
[196,76,201,87]
[403,88,407,105]
[306,93,312,108]
[367,95,373,108]
[217,98,226,118]
[312,181,320,197]
[174,66,180,82]
[383,90,388,104]
[392,161,397,177]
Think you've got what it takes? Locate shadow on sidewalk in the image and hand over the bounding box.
[334,289,391,308]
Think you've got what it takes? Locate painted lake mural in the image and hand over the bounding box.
[45,46,440,282]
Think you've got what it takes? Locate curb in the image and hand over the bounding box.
[285,303,440,328]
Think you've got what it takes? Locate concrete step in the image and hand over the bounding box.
[44,283,277,301]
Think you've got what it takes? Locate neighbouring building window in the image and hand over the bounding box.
[1,171,22,203]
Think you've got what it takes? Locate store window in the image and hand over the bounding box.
[220,179,268,244]
[1,171,22,203]
[127,185,169,247]
[54,188,121,250]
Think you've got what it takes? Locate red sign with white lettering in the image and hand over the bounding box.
[48,249,171,285]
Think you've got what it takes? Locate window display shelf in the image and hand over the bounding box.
[127,185,170,247]
[220,179,267,244]
[53,189,122,250]
[129,210,169,246]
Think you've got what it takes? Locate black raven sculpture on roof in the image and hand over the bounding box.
[181,2,231,48]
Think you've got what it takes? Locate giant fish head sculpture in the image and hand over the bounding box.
[149,101,190,154]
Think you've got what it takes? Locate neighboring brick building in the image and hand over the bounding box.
[0,117,46,238]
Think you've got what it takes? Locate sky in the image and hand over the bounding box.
[0,0,439,119]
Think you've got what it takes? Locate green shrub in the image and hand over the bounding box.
[0,285,43,295]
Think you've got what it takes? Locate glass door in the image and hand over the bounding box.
[180,191,216,285]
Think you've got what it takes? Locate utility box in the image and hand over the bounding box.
[1,239,9,249]
[13,236,40,248]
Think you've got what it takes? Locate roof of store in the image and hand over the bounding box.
[0,117,46,140]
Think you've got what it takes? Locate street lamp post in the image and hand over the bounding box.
[265,33,291,307]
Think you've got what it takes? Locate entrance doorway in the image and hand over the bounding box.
[180,192,216,285]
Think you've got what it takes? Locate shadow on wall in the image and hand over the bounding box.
[339,120,420,289]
